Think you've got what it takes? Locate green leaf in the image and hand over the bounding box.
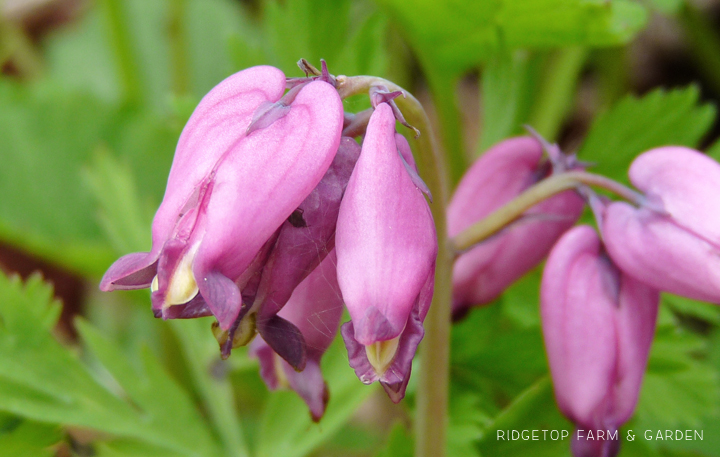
[263,0,389,76]
[83,148,154,255]
[479,49,541,152]
[448,392,489,457]
[663,294,720,326]
[476,377,573,457]
[0,419,63,457]
[76,319,219,456]
[635,321,720,429]
[0,80,117,275]
[256,335,377,457]
[578,86,717,184]
[375,0,647,75]
[374,422,413,457]
[0,273,221,457]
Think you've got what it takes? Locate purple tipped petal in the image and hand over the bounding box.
[257,315,307,371]
[449,136,583,311]
[162,294,213,319]
[99,252,157,291]
[341,304,424,403]
[194,269,242,331]
[336,103,437,344]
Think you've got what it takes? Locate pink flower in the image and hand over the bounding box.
[448,136,584,314]
[100,65,343,331]
[541,225,658,457]
[603,146,720,303]
[336,102,437,402]
[250,252,343,421]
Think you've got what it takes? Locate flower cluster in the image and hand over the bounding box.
[451,137,720,457]
[100,63,437,419]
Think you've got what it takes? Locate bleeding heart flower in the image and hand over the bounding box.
[100,65,344,332]
[448,136,584,315]
[603,146,720,303]
[336,102,437,402]
[541,225,658,457]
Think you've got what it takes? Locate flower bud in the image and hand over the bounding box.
[603,146,720,303]
[541,225,658,457]
[250,252,343,421]
[448,136,584,314]
[100,65,344,332]
[336,103,437,402]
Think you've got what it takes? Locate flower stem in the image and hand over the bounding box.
[336,74,453,457]
[527,46,587,140]
[102,0,143,106]
[451,171,642,252]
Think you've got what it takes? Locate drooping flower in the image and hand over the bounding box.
[448,136,584,314]
[541,225,658,457]
[603,146,720,303]
[336,102,437,402]
[100,65,344,332]
[250,251,343,421]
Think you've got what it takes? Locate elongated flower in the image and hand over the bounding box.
[100,65,343,331]
[541,225,658,457]
[250,252,343,421]
[336,102,437,402]
[448,136,584,314]
[603,146,720,303]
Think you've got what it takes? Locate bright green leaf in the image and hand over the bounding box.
[0,419,63,457]
[374,422,413,457]
[578,86,716,184]
[375,0,647,76]
[0,273,220,457]
[636,323,720,429]
[256,336,377,457]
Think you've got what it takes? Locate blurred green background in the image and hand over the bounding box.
[1,0,720,456]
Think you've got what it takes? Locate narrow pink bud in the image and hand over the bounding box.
[336,103,437,401]
[448,136,584,314]
[541,225,658,456]
[603,146,720,303]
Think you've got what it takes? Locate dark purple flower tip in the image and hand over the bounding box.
[341,305,424,403]
[99,252,157,291]
[257,315,307,371]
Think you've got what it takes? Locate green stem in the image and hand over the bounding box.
[336,74,453,457]
[169,0,190,96]
[451,171,643,252]
[527,47,588,140]
[102,0,143,106]
[425,70,467,186]
[171,321,249,457]
[679,3,720,96]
